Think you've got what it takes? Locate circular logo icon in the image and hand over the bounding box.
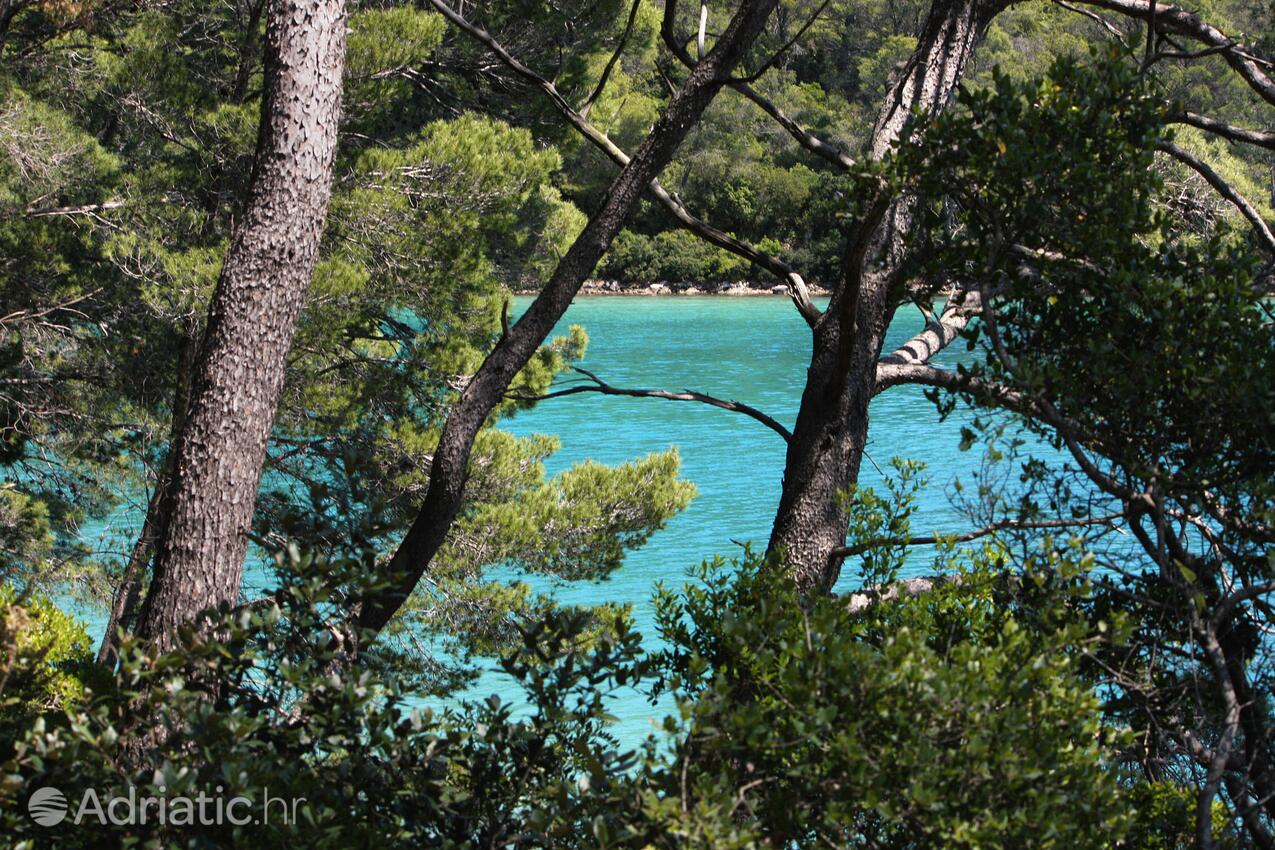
[28,786,67,826]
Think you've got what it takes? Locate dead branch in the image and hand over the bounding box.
[508,366,793,441]
[1156,141,1275,254]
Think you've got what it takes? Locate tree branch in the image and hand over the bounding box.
[579,0,642,119]
[874,360,1141,503]
[1167,110,1275,151]
[1157,140,1275,254]
[1197,621,1243,850]
[1053,0,1127,40]
[661,0,854,171]
[427,0,822,326]
[509,366,793,441]
[1210,579,1275,632]
[832,512,1124,565]
[1071,0,1275,107]
[25,199,129,217]
[873,361,1027,408]
[728,0,833,83]
[729,81,856,170]
[355,0,783,639]
[878,289,981,367]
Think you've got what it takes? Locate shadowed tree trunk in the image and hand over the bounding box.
[354,0,783,638]
[766,0,1003,591]
[135,0,347,651]
[97,314,199,667]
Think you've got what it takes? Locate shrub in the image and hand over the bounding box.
[0,586,97,739]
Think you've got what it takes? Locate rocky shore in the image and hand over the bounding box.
[514,280,834,297]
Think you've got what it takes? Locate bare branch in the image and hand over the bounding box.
[729,0,834,83]
[662,0,854,172]
[579,0,642,118]
[1167,110,1275,151]
[356,0,785,639]
[697,0,708,60]
[509,366,793,441]
[1053,0,1127,40]
[1071,0,1275,107]
[879,289,981,367]
[0,287,100,327]
[1197,622,1242,850]
[874,359,1142,504]
[25,199,129,218]
[729,81,856,170]
[832,512,1124,565]
[1157,141,1275,254]
[873,360,1027,408]
[1211,579,1275,631]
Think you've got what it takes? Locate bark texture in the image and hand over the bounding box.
[136,0,347,650]
[766,0,1002,591]
[355,0,782,637]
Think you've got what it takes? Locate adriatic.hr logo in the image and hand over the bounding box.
[24,785,306,827]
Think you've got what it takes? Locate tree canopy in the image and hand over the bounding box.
[0,0,1273,845]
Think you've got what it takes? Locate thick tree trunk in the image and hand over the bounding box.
[355,0,782,637]
[767,269,894,592]
[766,0,1001,591]
[135,0,346,651]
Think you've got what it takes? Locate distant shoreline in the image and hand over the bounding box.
[513,280,834,297]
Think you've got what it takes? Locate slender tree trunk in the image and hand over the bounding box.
[97,485,160,665]
[354,0,782,638]
[135,0,347,651]
[97,315,200,667]
[766,0,1001,591]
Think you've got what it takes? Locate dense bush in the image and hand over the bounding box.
[0,587,99,742]
[598,229,750,284]
[0,545,1205,848]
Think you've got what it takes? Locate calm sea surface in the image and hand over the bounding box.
[502,295,990,595]
[459,295,1025,740]
[74,295,1036,745]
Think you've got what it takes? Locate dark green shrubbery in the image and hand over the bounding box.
[1,550,654,848]
[598,230,750,284]
[0,541,1205,848]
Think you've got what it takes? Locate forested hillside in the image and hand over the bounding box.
[1,0,1273,846]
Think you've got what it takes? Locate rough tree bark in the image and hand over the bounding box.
[766,0,1004,591]
[354,0,782,637]
[134,0,347,651]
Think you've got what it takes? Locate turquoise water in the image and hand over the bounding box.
[459,296,1011,739]
[503,296,986,598]
[72,296,1021,744]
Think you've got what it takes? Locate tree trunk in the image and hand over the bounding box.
[767,267,895,592]
[355,0,782,638]
[97,314,200,667]
[135,0,347,651]
[766,0,1001,591]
